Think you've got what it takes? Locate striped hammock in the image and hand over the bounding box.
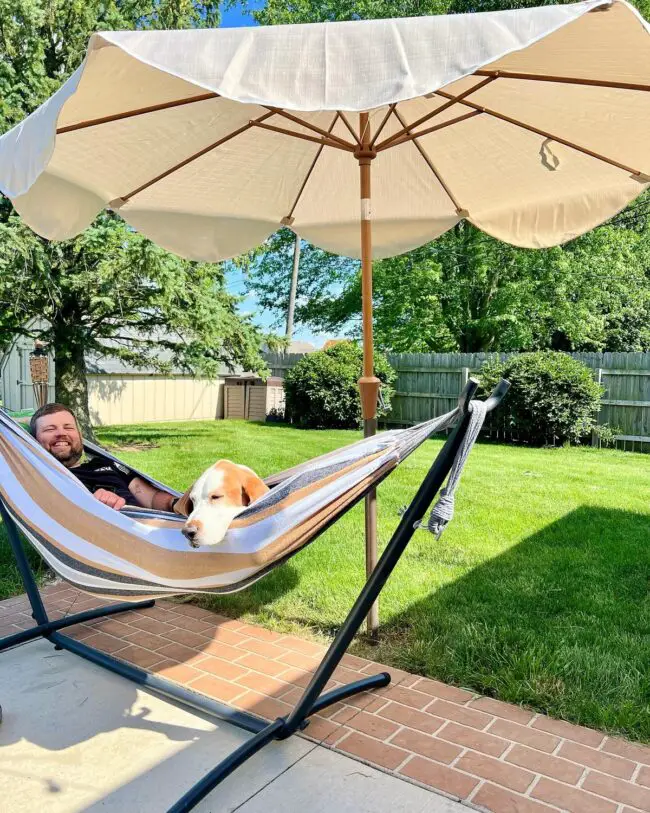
[0,408,461,601]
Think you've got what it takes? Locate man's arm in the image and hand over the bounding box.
[128,476,176,512]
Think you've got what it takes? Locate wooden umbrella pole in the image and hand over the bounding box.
[356,111,381,637]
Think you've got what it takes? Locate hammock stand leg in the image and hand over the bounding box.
[0,599,157,653]
[166,401,476,813]
[1,378,505,813]
[47,630,269,734]
[0,500,269,735]
[0,501,156,653]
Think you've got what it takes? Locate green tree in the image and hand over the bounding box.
[0,1,277,436]
[242,0,650,355]
[250,0,650,26]
[246,217,650,354]
[0,212,273,433]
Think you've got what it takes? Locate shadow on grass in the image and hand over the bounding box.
[95,421,353,444]
[193,562,301,620]
[360,506,650,742]
[97,429,222,446]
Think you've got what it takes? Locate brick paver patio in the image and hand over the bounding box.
[2,582,649,813]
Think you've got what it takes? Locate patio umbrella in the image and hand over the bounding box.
[1,0,649,632]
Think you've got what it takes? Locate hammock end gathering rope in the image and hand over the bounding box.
[418,398,488,540]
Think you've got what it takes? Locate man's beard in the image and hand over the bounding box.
[49,439,83,467]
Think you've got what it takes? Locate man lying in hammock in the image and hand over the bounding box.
[30,403,176,512]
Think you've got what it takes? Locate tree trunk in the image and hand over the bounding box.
[53,337,96,442]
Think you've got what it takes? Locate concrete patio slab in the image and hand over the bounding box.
[229,746,466,813]
[4,586,650,812]
[0,640,466,813]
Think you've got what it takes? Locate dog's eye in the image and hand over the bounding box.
[210,494,222,501]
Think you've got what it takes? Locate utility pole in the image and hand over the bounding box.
[285,234,301,341]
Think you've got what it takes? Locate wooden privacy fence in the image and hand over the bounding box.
[264,351,650,452]
[582,354,650,451]
[388,352,650,451]
[385,353,485,427]
[264,352,308,378]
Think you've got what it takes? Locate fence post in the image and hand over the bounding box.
[461,367,470,391]
[592,368,603,448]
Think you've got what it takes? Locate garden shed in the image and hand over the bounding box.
[0,323,55,412]
[224,373,285,421]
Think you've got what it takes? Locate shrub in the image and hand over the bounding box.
[480,352,603,446]
[266,406,285,423]
[284,342,396,429]
[591,423,622,448]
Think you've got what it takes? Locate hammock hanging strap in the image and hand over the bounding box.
[422,400,487,538]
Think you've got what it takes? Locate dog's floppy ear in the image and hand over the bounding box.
[240,470,269,507]
[173,487,193,517]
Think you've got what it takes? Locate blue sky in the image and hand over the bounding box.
[218,2,335,349]
[220,1,264,28]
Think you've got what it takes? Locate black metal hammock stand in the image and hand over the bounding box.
[0,377,508,812]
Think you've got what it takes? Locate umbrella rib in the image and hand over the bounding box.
[118,111,276,203]
[475,69,650,93]
[390,107,467,216]
[435,89,648,178]
[250,119,354,151]
[375,76,495,150]
[56,92,219,134]
[375,110,481,151]
[264,108,356,150]
[369,104,397,149]
[337,111,363,146]
[283,113,341,224]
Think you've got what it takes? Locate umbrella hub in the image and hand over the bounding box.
[354,147,377,163]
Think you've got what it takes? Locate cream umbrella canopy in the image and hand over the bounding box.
[1,0,650,631]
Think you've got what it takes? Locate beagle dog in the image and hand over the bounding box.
[176,460,269,548]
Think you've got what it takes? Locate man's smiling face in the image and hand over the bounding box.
[34,409,83,467]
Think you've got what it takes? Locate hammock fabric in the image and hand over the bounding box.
[0,408,460,601]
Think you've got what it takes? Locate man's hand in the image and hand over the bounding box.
[93,488,126,511]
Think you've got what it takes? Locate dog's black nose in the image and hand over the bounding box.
[182,526,198,544]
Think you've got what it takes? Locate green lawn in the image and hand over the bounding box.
[2,419,649,742]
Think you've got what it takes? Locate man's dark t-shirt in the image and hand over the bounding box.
[71,458,139,505]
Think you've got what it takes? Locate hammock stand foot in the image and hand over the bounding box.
[48,630,269,734]
[166,671,393,813]
[305,671,391,719]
